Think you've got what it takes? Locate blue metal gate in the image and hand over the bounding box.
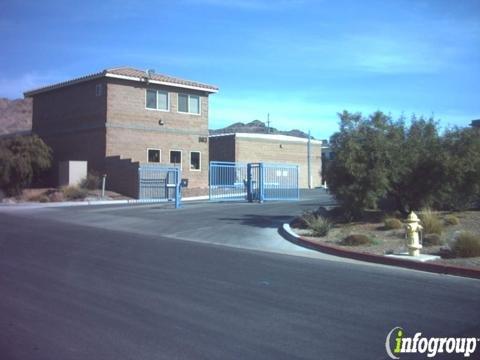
[138,164,181,208]
[209,161,248,201]
[210,161,299,202]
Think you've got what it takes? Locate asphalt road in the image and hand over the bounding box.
[1,192,479,359]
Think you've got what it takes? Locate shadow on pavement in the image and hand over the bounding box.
[217,214,292,229]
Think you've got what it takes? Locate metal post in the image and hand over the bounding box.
[307,130,312,189]
[175,169,180,209]
[101,174,106,198]
[209,162,212,201]
[259,163,264,203]
[247,163,252,202]
[296,165,300,200]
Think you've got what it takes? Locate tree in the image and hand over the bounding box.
[0,135,52,196]
[439,127,480,210]
[325,111,479,218]
[326,111,397,219]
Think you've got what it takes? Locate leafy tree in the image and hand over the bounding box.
[327,111,397,219]
[325,111,479,218]
[439,127,480,210]
[388,117,446,213]
[0,135,52,196]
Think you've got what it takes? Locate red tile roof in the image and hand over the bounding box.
[24,67,218,97]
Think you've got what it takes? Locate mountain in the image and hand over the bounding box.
[0,98,32,136]
[209,120,313,139]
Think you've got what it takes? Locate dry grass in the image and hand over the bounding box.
[444,214,460,226]
[419,208,443,235]
[452,232,480,258]
[384,217,403,230]
[341,234,372,246]
[62,186,88,200]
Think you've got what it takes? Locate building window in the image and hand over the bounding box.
[146,89,169,111]
[170,150,182,167]
[190,151,201,171]
[96,84,103,97]
[178,94,200,114]
[148,149,161,163]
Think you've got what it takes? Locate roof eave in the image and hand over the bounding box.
[104,73,218,93]
[24,70,218,97]
[23,71,106,97]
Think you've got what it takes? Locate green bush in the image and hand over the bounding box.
[80,172,101,190]
[62,186,88,200]
[423,234,443,246]
[0,135,52,196]
[341,234,372,246]
[305,216,331,237]
[326,113,480,216]
[419,208,443,235]
[443,215,460,226]
[451,232,480,258]
[384,217,403,230]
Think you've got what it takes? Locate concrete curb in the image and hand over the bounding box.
[280,223,480,280]
[0,195,210,209]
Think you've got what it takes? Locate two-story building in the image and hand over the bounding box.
[24,67,218,197]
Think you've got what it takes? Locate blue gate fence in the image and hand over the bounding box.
[210,161,299,202]
[138,164,181,208]
[209,161,248,201]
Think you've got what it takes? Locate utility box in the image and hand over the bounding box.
[59,161,87,187]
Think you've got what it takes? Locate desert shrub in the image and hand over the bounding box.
[290,216,308,229]
[419,208,443,235]
[291,211,316,229]
[62,186,88,200]
[305,216,331,237]
[451,232,480,258]
[0,135,52,196]
[341,234,372,246]
[37,195,50,203]
[80,172,101,190]
[384,217,403,230]
[423,234,443,247]
[27,192,50,203]
[443,215,460,226]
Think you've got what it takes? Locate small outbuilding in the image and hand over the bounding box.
[209,133,323,189]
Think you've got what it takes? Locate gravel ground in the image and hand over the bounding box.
[293,210,480,270]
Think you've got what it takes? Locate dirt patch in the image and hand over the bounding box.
[2,188,131,203]
[292,210,480,270]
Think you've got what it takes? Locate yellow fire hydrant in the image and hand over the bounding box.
[405,212,423,256]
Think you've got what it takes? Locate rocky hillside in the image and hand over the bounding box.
[209,120,312,138]
[0,98,32,135]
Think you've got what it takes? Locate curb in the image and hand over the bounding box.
[0,195,210,209]
[280,223,480,280]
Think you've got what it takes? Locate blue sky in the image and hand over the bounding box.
[1,0,479,139]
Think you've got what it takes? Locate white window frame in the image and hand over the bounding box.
[189,151,201,172]
[177,93,201,115]
[145,89,170,112]
[169,149,183,169]
[147,148,162,163]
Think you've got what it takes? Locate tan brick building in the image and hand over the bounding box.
[209,133,323,188]
[24,67,218,197]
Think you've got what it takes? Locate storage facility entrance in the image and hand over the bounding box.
[138,164,181,208]
[209,161,299,202]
